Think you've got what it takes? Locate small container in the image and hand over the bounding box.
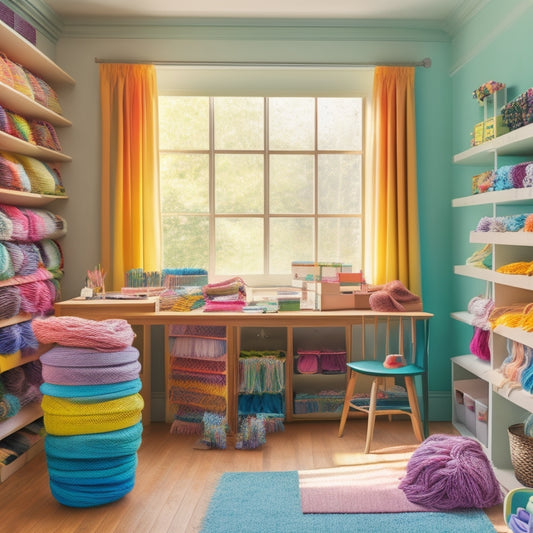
[475,397,489,447]
[464,392,477,435]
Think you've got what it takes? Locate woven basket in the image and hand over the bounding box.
[508,423,533,487]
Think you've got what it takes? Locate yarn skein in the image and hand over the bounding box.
[32,316,135,351]
[399,434,502,510]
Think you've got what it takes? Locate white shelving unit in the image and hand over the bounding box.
[0,19,74,481]
[452,125,533,491]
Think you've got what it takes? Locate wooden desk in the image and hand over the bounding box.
[54,299,432,433]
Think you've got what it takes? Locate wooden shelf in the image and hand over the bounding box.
[469,231,533,246]
[453,122,533,165]
[0,131,71,162]
[454,264,533,290]
[0,81,71,127]
[0,402,42,441]
[0,188,67,207]
[0,21,74,86]
[452,187,533,207]
[451,311,475,326]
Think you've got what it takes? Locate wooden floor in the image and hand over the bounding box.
[0,419,506,533]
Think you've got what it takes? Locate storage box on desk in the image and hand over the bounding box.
[277,290,300,311]
[163,273,208,288]
[291,261,350,283]
[318,282,354,311]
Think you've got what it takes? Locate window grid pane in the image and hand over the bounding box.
[160,96,363,275]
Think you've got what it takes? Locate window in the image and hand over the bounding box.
[159,96,363,283]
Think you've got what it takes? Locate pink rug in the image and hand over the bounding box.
[298,463,432,514]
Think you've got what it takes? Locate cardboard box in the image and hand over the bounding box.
[483,115,509,141]
[473,122,484,145]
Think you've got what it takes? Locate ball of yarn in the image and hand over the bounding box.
[399,434,502,509]
[32,316,135,351]
[525,214,533,232]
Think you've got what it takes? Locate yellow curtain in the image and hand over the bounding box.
[370,66,421,296]
[99,64,161,291]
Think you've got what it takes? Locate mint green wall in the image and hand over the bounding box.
[450,0,533,360]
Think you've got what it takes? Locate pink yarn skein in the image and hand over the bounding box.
[32,316,135,351]
[399,434,502,510]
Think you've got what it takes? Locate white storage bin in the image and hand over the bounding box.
[475,397,489,447]
[464,392,477,435]
[454,389,465,424]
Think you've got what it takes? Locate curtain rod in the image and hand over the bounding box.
[94,57,431,69]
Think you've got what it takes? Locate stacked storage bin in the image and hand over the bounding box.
[32,316,144,507]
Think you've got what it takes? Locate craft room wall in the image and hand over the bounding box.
[449,0,533,357]
[0,0,466,420]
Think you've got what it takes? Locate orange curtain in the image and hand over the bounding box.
[370,66,421,296]
[99,64,161,291]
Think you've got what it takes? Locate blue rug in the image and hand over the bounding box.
[200,471,496,533]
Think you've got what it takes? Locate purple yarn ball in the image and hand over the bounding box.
[399,434,503,510]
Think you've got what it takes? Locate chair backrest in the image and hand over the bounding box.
[351,314,430,370]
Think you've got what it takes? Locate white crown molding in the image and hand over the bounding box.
[444,0,489,37]
[449,0,533,76]
[53,17,450,42]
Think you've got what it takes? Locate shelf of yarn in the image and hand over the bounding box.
[469,231,533,246]
[453,187,533,207]
[0,81,71,127]
[0,189,67,207]
[0,20,74,86]
[0,130,70,163]
[0,401,42,442]
[0,418,44,483]
[454,264,533,291]
[454,122,533,166]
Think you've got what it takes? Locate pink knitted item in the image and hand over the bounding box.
[399,434,502,510]
[32,316,135,351]
[369,280,422,312]
[369,291,405,312]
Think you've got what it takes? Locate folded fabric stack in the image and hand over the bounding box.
[168,324,227,436]
[202,277,246,312]
[238,351,285,434]
[33,316,143,508]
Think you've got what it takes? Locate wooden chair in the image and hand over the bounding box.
[338,314,430,453]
